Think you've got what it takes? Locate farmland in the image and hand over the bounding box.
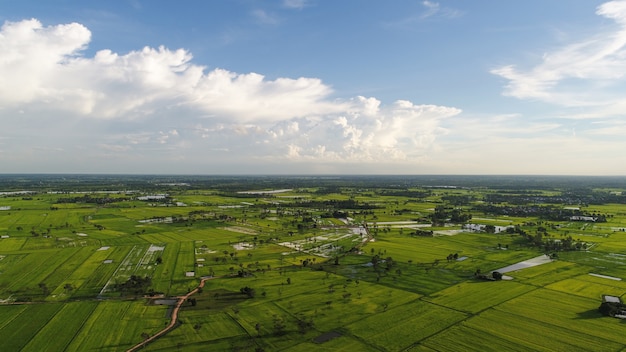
[0,174,626,351]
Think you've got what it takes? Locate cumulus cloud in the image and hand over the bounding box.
[492,0,626,113]
[0,19,338,121]
[0,18,460,172]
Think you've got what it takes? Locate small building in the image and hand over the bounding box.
[599,295,626,318]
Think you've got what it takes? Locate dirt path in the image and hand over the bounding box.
[126,276,213,352]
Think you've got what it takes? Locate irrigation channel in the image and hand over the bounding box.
[126,276,214,352]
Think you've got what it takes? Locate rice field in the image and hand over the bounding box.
[1,176,626,351]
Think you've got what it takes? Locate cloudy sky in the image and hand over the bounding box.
[1,0,625,175]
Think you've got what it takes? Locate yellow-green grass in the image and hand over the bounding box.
[0,303,63,351]
[40,246,96,299]
[66,300,168,352]
[150,312,248,351]
[545,274,626,300]
[420,324,546,352]
[76,246,134,296]
[284,336,380,352]
[151,241,180,294]
[173,240,196,276]
[463,306,624,351]
[0,304,28,330]
[346,299,468,351]
[0,237,27,251]
[491,288,626,347]
[425,280,536,314]
[0,249,76,296]
[46,246,117,299]
[509,260,590,286]
[21,301,98,352]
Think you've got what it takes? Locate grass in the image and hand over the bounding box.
[0,303,62,351]
[21,301,98,351]
[3,179,626,351]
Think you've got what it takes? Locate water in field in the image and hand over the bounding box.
[495,254,553,274]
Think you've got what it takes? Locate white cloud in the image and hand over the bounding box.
[421,1,440,19]
[0,19,91,104]
[492,1,626,114]
[0,18,461,172]
[283,0,309,9]
[383,1,462,30]
[251,9,279,25]
[420,1,462,20]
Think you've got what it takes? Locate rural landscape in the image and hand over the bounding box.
[0,174,625,351]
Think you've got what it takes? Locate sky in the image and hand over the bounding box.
[1,0,625,175]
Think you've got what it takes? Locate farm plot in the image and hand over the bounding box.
[20,301,98,351]
[74,246,132,297]
[425,280,536,314]
[65,300,167,352]
[39,246,97,299]
[149,311,247,351]
[0,304,27,330]
[173,240,196,277]
[273,276,421,330]
[487,289,626,349]
[420,324,536,352]
[278,227,368,258]
[463,306,624,351]
[509,260,590,286]
[546,275,626,300]
[336,255,471,296]
[0,303,62,351]
[346,299,468,351]
[284,336,380,352]
[98,244,165,297]
[0,249,77,298]
[0,237,26,251]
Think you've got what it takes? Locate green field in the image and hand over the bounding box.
[1,175,626,351]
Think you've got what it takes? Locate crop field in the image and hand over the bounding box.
[1,175,626,351]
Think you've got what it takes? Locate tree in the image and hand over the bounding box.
[272,316,286,336]
[38,282,49,296]
[116,275,152,296]
[296,315,314,334]
[240,286,256,298]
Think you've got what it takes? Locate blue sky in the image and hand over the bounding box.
[1,0,625,175]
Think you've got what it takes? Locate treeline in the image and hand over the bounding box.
[55,195,129,204]
[294,199,379,210]
[516,227,588,252]
[430,205,472,225]
[483,190,626,205]
[474,204,607,222]
[376,190,431,198]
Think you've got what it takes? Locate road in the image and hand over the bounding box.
[126,276,213,352]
